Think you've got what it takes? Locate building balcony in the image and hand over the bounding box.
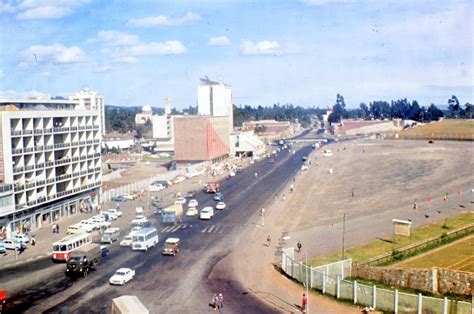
[34,129,43,134]
[13,166,24,174]
[12,148,23,155]
[23,130,33,135]
[11,130,22,136]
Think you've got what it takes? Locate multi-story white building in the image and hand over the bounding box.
[70,88,106,137]
[197,78,233,133]
[152,97,176,152]
[0,99,102,237]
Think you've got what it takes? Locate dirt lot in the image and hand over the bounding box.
[102,160,169,190]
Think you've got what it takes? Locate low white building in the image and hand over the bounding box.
[230,131,266,157]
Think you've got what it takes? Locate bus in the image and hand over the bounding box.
[132,227,159,251]
[51,233,93,262]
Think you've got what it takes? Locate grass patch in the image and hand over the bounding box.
[398,119,474,140]
[308,212,474,267]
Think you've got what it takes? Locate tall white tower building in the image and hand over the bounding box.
[70,88,106,137]
[197,78,233,133]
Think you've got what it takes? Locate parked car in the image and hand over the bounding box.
[120,235,133,247]
[200,207,214,220]
[67,224,88,235]
[188,199,198,208]
[213,193,223,201]
[216,202,226,210]
[101,211,118,220]
[107,208,123,218]
[13,233,30,243]
[77,220,95,232]
[112,196,128,202]
[109,268,135,285]
[175,197,186,205]
[3,239,25,250]
[186,207,198,217]
[185,191,196,198]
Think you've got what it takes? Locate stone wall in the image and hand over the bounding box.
[352,265,473,296]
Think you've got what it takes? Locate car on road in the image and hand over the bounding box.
[175,197,186,205]
[111,196,128,202]
[120,235,133,247]
[132,215,149,225]
[186,207,198,217]
[302,156,308,161]
[200,207,214,220]
[185,191,196,198]
[213,193,223,201]
[162,238,180,256]
[216,202,226,210]
[107,208,123,218]
[188,199,198,208]
[109,268,135,285]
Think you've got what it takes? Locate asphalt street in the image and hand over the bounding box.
[2,133,316,313]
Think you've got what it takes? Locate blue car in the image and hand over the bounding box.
[213,193,223,201]
[112,196,128,202]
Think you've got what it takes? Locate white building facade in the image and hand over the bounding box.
[0,99,102,238]
[197,78,233,133]
[70,88,106,137]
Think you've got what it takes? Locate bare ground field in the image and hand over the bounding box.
[101,161,168,190]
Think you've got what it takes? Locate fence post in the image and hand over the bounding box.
[322,272,326,294]
[341,260,344,278]
[443,297,448,314]
[299,262,303,283]
[336,275,340,299]
[372,285,377,309]
[394,289,398,314]
[353,280,357,304]
[310,267,313,289]
[417,293,422,314]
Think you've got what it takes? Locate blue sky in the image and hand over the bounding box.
[0,0,472,109]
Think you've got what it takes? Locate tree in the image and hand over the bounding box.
[328,94,346,124]
[464,103,473,119]
[359,103,369,119]
[448,95,462,118]
[426,104,444,121]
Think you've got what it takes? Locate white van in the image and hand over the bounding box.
[200,207,214,220]
[132,227,158,251]
[101,227,121,244]
[67,224,87,235]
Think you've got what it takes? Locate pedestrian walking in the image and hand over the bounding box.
[301,293,308,313]
[56,224,60,234]
[31,235,36,246]
[290,184,294,193]
[297,241,302,253]
[267,234,272,247]
[218,293,224,309]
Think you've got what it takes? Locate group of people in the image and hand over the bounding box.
[209,293,224,310]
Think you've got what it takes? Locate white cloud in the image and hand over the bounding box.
[0,89,50,99]
[128,41,186,55]
[20,43,87,64]
[17,6,70,19]
[208,36,231,46]
[240,40,281,55]
[89,30,139,46]
[0,0,90,19]
[127,12,201,27]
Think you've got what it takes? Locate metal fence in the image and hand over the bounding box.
[281,250,472,314]
[100,161,209,203]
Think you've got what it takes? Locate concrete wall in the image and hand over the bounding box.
[352,265,473,296]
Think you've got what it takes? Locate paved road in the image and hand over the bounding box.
[2,135,316,313]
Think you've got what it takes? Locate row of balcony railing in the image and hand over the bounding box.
[13,153,101,174]
[14,170,101,192]
[12,139,100,155]
[15,181,101,210]
[11,125,99,136]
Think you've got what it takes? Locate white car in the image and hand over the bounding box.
[13,233,30,243]
[148,185,164,192]
[216,202,226,210]
[188,199,198,208]
[91,217,111,228]
[77,220,95,232]
[107,208,123,218]
[3,239,25,250]
[102,211,118,220]
[200,207,214,220]
[186,207,198,217]
[120,235,133,247]
[132,215,148,225]
[175,197,186,205]
[109,268,135,285]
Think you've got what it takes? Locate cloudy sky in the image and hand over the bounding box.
[0,0,472,109]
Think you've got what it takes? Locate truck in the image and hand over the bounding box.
[205,182,220,193]
[101,227,121,244]
[162,203,183,225]
[65,243,102,278]
[111,295,149,314]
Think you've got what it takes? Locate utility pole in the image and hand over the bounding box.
[342,213,346,260]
